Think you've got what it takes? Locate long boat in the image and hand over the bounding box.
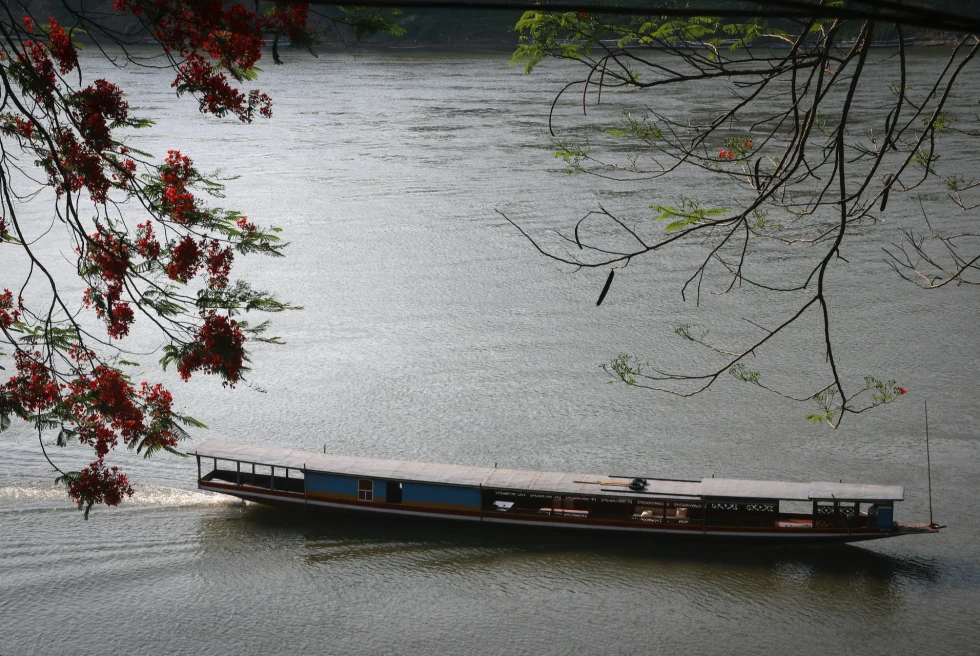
[188,440,941,543]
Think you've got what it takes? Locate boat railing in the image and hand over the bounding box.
[776,510,876,530]
[201,463,305,495]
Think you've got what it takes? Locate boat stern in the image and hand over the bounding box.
[893,522,944,536]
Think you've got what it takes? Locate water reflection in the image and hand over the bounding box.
[215,503,941,585]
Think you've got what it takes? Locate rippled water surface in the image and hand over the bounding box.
[2,48,979,656]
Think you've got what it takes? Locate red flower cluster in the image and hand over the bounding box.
[264,3,310,41]
[84,286,135,339]
[66,366,144,456]
[0,289,22,329]
[68,459,134,510]
[898,387,908,395]
[1,116,37,139]
[47,19,78,74]
[43,128,111,203]
[4,351,59,412]
[175,53,254,120]
[160,150,197,223]
[248,89,274,120]
[111,1,310,122]
[112,1,281,122]
[112,156,138,186]
[135,221,161,260]
[178,311,246,384]
[13,38,57,104]
[204,240,234,290]
[138,381,180,452]
[719,139,753,162]
[167,235,201,282]
[67,79,129,152]
[140,381,173,421]
[84,231,136,338]
[87,230,130,283]
[67,343,96,363]
[236,216,257,236]
[62,366,180,459]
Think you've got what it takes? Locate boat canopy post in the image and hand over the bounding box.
[270,466,275,491]
[926,400,934,526]
[236,461,241,486]
[196,455,201,482]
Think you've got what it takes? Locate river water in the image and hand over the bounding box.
[1,47,978,655]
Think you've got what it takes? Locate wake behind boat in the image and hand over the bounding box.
[189,440,941,543]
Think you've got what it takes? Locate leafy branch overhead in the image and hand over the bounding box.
[503,8,979,427]
[0,1,401,517]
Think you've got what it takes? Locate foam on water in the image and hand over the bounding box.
[130,483,240,507]
[0,482,238,508]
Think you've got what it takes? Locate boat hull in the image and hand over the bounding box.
[199,479,928,544]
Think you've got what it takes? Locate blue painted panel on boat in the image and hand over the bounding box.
[877,505,893,527]
[306,472,357,496]
[374,480,386,499]
[403,482,480,508]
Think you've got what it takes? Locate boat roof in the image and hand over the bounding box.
[188,439,904,502]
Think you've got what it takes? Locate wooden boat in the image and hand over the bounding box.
[189,439,941,543]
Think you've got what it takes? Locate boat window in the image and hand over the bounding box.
[482,490,588,516]
[358,479,373,501]
[593,498,637,518]
[386,481,402,504]
[632,500,664,521]
[780,500,812,516]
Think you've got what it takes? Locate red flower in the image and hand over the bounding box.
[112,1,284,123]
[41,128,110,202]
[83,280,136,339]
[134,222,161,260]
[137,382,180,452]
[12,117,35,138]
[106,300,135,339]
[0,289,21,329]
[578,12,588,19]
[744,140,752,148]
[262,3,310,42]
[47,18,77,74]
[14,39,57,104]
[719,149,727,158]
[160,150,198,223]
[87,230,130,283]
[4,351,60,412]
[178,311,247,384]
[898,387,907,395]
[204,240,234,290]
[68,459,134,511]
[67,79,129,152]
[167,235,201,282]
